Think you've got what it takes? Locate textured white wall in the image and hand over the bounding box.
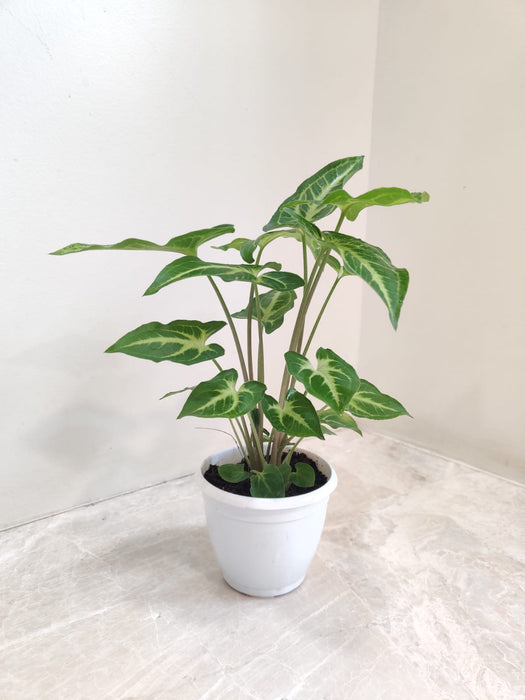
[358,0,525,482]
[1,0,379,528]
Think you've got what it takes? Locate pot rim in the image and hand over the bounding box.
[198,445,338,511]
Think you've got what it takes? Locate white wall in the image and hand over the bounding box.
[358,0,525,482]
[1,0,380,528]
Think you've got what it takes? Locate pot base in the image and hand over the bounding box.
[223,574,305,598]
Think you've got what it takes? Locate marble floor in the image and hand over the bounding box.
[1,433,524,699]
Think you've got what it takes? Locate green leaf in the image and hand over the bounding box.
[250,464,285,498]
[290,462,315,488]
[324,232,408,329]
[263,156,364,231]
[178,369,266,419]
[323,188,430,222]
[261,390,324,439]
[160,386,194,400]
[318,408,362,435]
[50,224,235,256]
[218,463,250,483]
[232,290,297,333]
[143,256,303,295]
[285,348,360,412]
[347,379,410,420]
[105,320,226,365]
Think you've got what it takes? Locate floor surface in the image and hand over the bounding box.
[1,433,524,699]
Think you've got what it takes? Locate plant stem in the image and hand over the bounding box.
[302,275,340,356]
[208,276,249,382]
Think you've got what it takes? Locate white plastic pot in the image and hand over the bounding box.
[198,446,338,597]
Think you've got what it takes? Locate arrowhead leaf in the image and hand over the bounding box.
[323,188,430,222]
[318,408,362,435]
[261,390,324,439]
[346,379,410,420]
[232,290,297,333]
[178,369,266,419]
[263,156,364,231]
[285,348,360,412]
[324,232,408,329]
[105,320,226,365]
[290,462,315,488]
[143,257,304,295]
[50,224,235,256]
[250,464,285,498]
[218,463,250,483]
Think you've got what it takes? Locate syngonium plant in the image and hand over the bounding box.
[51,156,429,497]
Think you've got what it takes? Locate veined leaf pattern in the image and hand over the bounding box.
[324,232,408,329]
[50,224,235,257]
[285,348,360,412]
[346,379,409,420]
[263,156,364,231]
[323,188,429,222]
[261,390,324,439]
[105,320,226,365]
[178,369,266,419]
[232,290,297,334]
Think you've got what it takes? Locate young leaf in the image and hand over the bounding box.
[105,320,226,365]
[323,188,430,222]
[285,348,360,412]
[261,390,324,439]
[346,379,410,420]
[290,462,315,488]
[318,408,362,435]
[263,156,364,231]
[143,257,303,295]
[232,290,297,333]
[178,369,266,419]
[324,232,408,329]
[250,464,285,498]
[50,224,235,257]
[218,463,250,483]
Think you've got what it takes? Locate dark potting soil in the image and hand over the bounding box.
[203,451,328,497]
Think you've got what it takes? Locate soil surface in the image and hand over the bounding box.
[203,451,328,497]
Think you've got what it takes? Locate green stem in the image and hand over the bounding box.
[302,275,340,356]
[208,276,249,382]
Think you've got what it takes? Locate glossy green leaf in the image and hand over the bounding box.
[318,408,362,435]
[263,156,364,231]
[290,462,315,488]
[285,348,360,412]
[50,224,235,256]
[323,188,430,222]
[178,369,266,419]
[250,464,285,498]
[144,256,304,295]
[218,463,250,483]
[232,290,297,333]
[324,232,408,329]
[105,320,226,365]
[347,379,409,420]
[261,390,324,439]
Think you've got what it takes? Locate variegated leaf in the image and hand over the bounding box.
[324,232,408,329]
[50,224,234,256]
[232,290,297,333]
[323,188,429,222]
[285,348,360,413]
[347,379,409,420]
[105,320,226,365]
[261,390,324,439]
[263,156,364,231]
[318,408,362,435]
[144,256,303,295]
[250,464,285,498]
[178,369,265,419]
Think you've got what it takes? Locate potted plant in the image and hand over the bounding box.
[51,156,429,596]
